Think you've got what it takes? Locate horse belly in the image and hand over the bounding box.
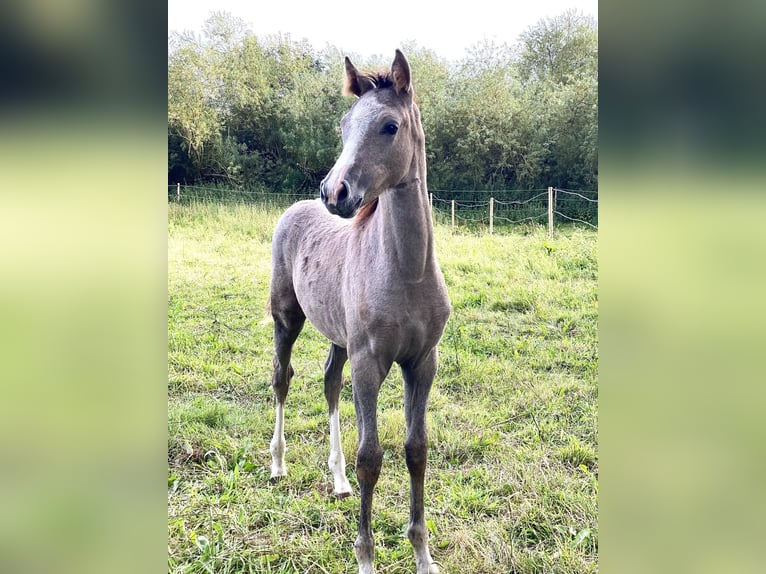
[293,264,348,348]
[278,200,350,347]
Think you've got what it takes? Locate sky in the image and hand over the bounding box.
[167,0,598,61]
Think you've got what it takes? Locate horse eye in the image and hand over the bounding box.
[382,122,398,135]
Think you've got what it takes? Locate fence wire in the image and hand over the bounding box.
[553,211,598,229]
[556,189,598,202]
[168,185,597,230]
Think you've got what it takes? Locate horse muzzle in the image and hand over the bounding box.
[320,178,361,218]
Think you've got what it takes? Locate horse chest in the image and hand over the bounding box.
[348,274,450,358]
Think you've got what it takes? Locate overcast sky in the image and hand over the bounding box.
[168,0,598,61]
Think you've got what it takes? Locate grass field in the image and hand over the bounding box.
[168,201,598,573]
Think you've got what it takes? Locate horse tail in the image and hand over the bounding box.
[261,291,274,326]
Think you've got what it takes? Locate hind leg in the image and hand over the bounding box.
[324,343,352,497]
[269,296,305,480]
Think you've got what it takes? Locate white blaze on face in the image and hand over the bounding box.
[331,99,379,183]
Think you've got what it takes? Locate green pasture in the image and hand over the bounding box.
[168,201,598,573]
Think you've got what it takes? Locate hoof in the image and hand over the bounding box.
[332,474,353,498]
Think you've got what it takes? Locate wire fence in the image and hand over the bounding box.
[168,184,598,234]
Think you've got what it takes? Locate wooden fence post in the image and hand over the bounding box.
[548,186,554,238]
[451,199,455,233]
[177,182,181,202]
[489,196,494,235]
[430,193,434,224]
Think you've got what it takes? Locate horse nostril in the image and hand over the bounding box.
[337,181,348,204]
[320,184,327,203]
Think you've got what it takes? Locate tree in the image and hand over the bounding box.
[167,37,220,180]
[518,10,598,86]
[517,10,598,189]
[167,11,598,194]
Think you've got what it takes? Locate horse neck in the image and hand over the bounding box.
[373,154,434,283]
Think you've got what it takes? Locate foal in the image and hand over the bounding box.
[268,50,450,574]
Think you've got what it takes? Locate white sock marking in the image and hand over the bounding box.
[270,402,287,478]
[328,408,352,495]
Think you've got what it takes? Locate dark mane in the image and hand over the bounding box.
[361,71,395,90]
[343,69,397,96]
[346,70,417,102]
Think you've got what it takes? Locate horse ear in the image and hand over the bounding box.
[391,49,411,95]
[344,57,375,97]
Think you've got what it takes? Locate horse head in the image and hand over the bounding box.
[320,49,422,219]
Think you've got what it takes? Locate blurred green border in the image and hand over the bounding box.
[600,0,766,571]
[2,0,765,571]
[0,0,167,571]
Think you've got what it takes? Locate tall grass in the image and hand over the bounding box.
[168,201,598,573]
